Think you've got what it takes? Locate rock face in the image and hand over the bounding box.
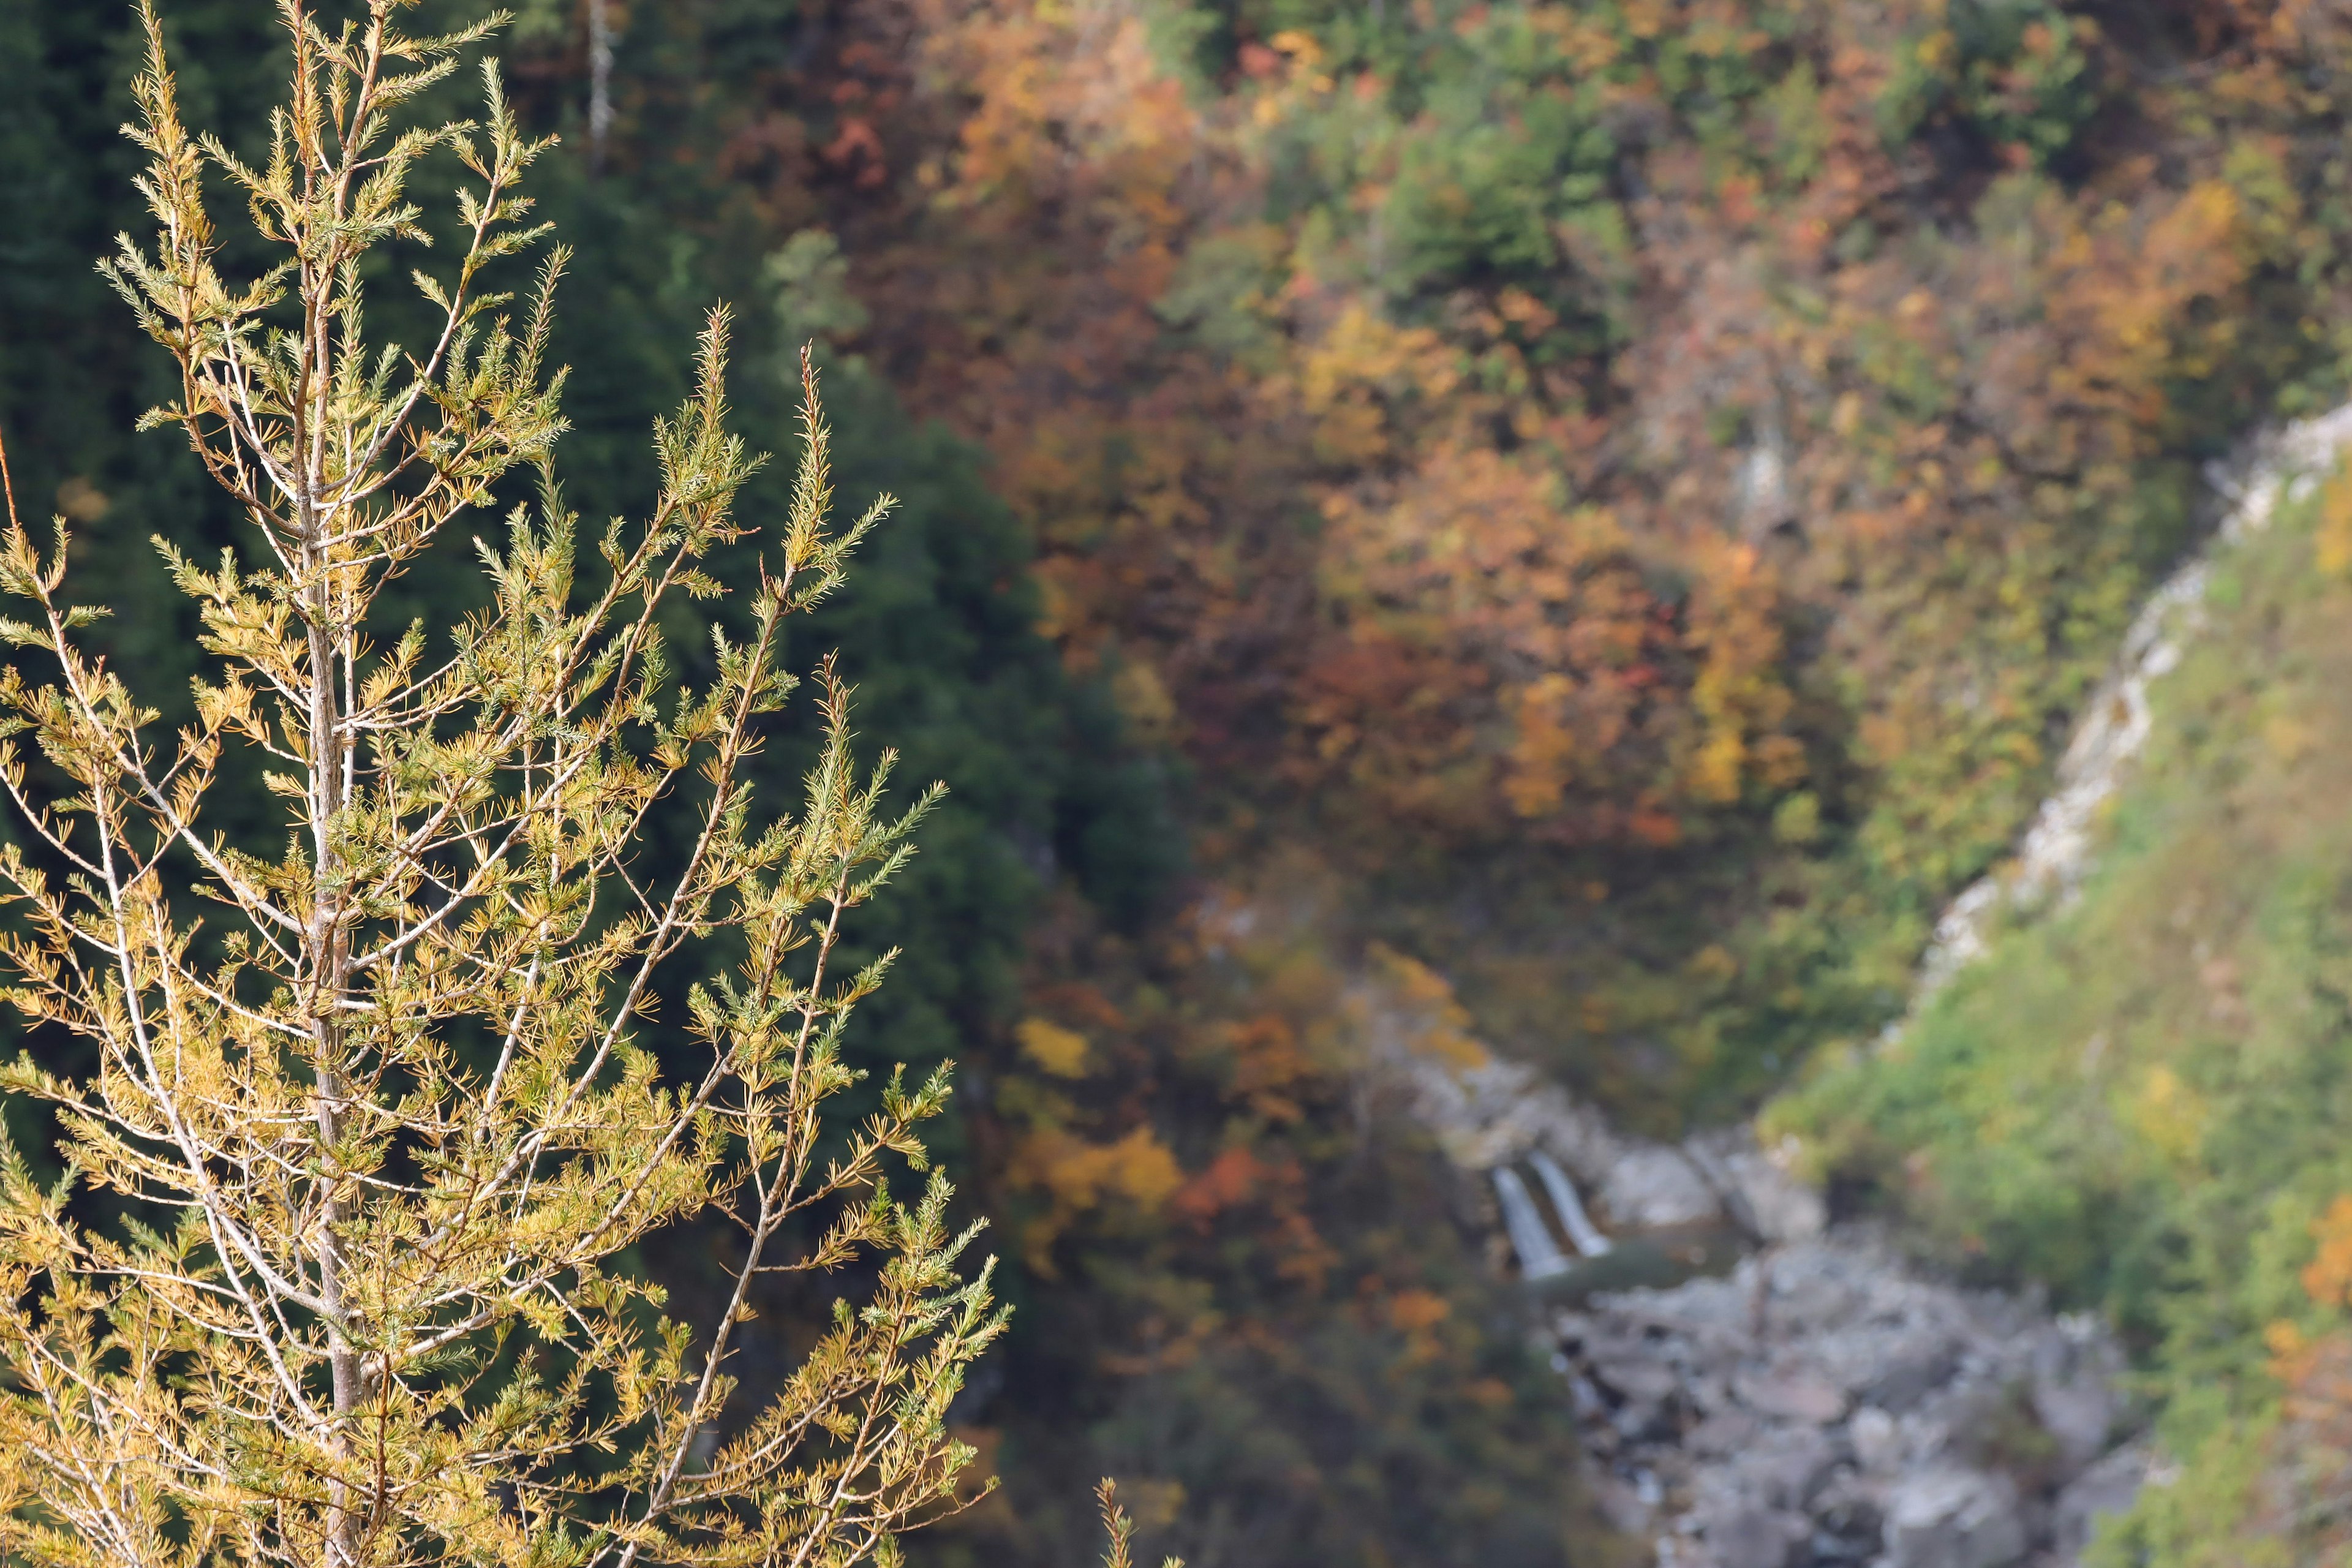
[1556,1235,2142,1568]
[1910,399,2352,1006]
[1367,1008,1820,1242]
[1358,389,2352,1567]
[1356,957,2149,1566]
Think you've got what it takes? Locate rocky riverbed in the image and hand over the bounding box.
[1376,1024,2155,1568]
[1353,402,2352,1566]
[1558,1224,2148,1568]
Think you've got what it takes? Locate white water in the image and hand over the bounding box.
[1491,1166,1570,1279]
[1531,1151,1613,1259]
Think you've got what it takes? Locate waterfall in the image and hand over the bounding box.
[1531,1150,1612,1257]
[1493,1166,1570,1279]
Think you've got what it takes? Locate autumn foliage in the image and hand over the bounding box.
[467,0,2352,1554]
[856,0,2326,873]
[16,0,2352,1562]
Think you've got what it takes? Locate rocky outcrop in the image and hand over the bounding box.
[1366,986,2150,1567]
[1368,1012,1810,1239]
[1361,977,2146,1566]
[1911,400,2352,1007]
[1560,1235,2143,1567]
[1379,406,2352,1562]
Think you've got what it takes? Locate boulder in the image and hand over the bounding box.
[1442,1071,2139,1568]
[1849,1406,1902,1476]
[1600,1145,1727,1230]
[1554,1227,2136,1568]
[1883,1468,2026,1568]
[1684,1128,1828,1244]
[1685,1408,1761,1457]
[1589,1469,1657,1536]
[2052,1441,2147,1563]
[2031,1314,2124,1472]
[1733,1425,1839,1510]
[1733,1369,1847,1426]
[1692,1499,1810,1568]
[1812,1317,1962,1414]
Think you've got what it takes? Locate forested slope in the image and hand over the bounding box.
[10,0,2352,1563]
[1777,438,2352,1565]
[850,0,2352,1128]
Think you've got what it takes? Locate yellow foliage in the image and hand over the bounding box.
[2263,711,2316,766]
[2316,464,2352,578]
[1686,944,1739,986]
[2131,1063,2207,1165]
[1020,1126,1183,1213]
[1110,658,1178,740]
[1268,28,1322,66]
[1009,1125,1186,1273]
[1504,674,1581,818]
[1385,1287,1451,1334]
[1385,1286,1453,1366]
[1221,1013,1313,1123]
[1017,1016,1095,1077]
[1684,541,1800,805]
[1120,1478,1188,1534]
[2305,1195,2352,1308]
[1100,1128,1184,1208]
[1364,943,1489,1070]
[1291,304,1455,464]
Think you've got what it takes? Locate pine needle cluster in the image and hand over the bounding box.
[0,5,1006,1564]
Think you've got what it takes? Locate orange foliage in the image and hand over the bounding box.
[842,0,2323,872]
[1172,1145,1272,1229]
[2244,1196,2352,1556]
[1003,1123,1184,1274]
[2318,465,2352,579]
[2306,1195,2352,1309]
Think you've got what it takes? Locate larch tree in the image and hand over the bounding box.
[0,3,1011,1564]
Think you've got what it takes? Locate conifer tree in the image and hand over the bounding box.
[0,4,1006,1564]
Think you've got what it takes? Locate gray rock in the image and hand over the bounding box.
[1685,1128,1828,1244]
[1821,1320,1962,1413]
[2051,1442,2148,1564]
[1594,1356,1684,1409]
[1754,1243,1872,1332]
[1601,1145,1727,1230]
[1590,1469,1656,1535]
[2031,1316,2124,1472]
[1686,1408,1761,1457]
[1850,1406,1902,1476]
[1808,1468,1885,1558]
[1883,1468,2027,1568]
[1733,1369,1848,1425]
[1694,1499,1810,1568]
[1735,1425,1839,1510]
[1531,1123,2130,1568]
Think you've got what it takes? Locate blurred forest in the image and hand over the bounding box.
[12,0,2352,1563]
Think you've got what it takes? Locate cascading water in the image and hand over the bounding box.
[1531,1150,1612,1259]
[1379,403,2352,1565]
[1491,1166,1569,1280]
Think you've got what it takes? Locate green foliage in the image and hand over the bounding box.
[0,7,1006,1563]
[1876,2,2098,165]
[1773,465,2352,1558]
[0,4,1188,1562]
[27,0,2352,1561]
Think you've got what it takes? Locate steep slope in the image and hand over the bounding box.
[851,0,2352,1131]
[22,2,2352,1564]
[1776,415,2352,1562]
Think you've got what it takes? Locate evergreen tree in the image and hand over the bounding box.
[0,7,1005,1562]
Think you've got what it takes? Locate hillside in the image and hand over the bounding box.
[10,0,2352,1564]
[1777,423,2352,1563]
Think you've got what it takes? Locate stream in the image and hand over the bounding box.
[1376,402,2352,1568]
